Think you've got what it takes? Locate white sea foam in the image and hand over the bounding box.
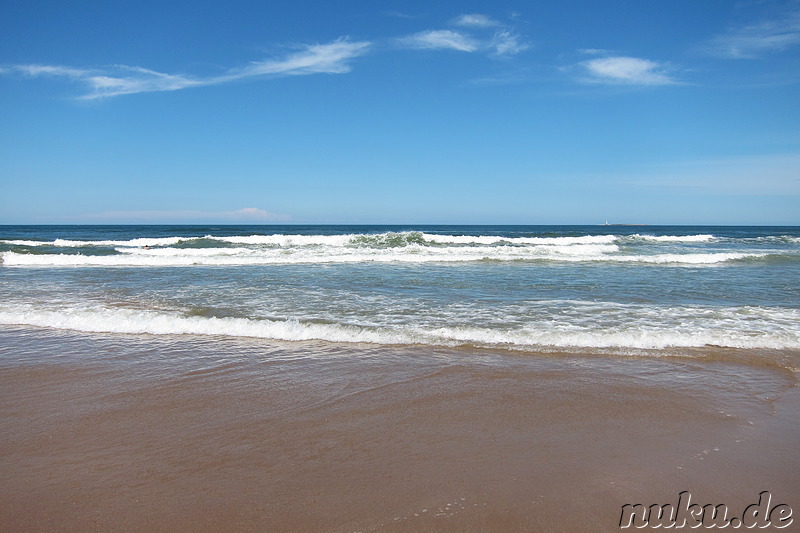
[1,239,52,247]
[55,237,186,247]
[0,230,776,267]
[115,246,256,257]
[212,234,356,246]
[0,248,766,266]
[1,237,184,247]
[0,306,385,343]
[597,252,764,264]
[1,303,798,350]
[1,232,621,249]
[193,232,622,247]
[416,233,619,245]
[748,235,800,245]
[629,234,715,242]
[3,231,796,250]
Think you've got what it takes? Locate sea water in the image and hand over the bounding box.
[1,225,799,360]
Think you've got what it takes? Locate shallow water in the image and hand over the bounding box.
[1,225,799,359]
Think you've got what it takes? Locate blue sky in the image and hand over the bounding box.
[1,0,799,225]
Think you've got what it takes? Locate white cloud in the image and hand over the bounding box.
[449,14,528,57]
[233,207,284,220]
[577,48,610,56]
[229,39,371,77]
[4,15,532,99]
[490,30,528,56]
[396,27,527,57]
[14,64,158,99]
[580,56,678,86]
[6,38,370,99]
[453,14,500,28]
[704,11,800,58]
[84,67,201,98]
[17,64,91,78]
[397,29,479,52]
[385,11,415,20]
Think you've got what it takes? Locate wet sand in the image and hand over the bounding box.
[1,326,798,532]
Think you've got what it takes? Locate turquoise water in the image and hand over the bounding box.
[1,225,799,356]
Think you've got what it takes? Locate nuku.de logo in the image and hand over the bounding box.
[620,491,792,529]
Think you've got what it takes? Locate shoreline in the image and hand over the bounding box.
[1,326,798,531]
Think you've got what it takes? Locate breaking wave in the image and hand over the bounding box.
[1,303,798,351]
[0,231,780,267]
[0,249,767,266]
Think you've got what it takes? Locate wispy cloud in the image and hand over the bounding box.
[577,48,610,56]
[385,10,416,20]
[228,39,371,77]
[4,14,532,99]
[453,14,500,28]
[6,38,370,99]
[396,29,479,52]
[703,10,800,58]
[396,13,527,57]
[88,67,201,98]
[490,30,528,56]
[16,64,92,78]
[233,207,287,220]
[579,56,678,86]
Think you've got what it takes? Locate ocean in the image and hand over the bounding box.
[2,225,800,531]
[1,224,799,361]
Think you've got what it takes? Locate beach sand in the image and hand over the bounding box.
[1,326,798,532]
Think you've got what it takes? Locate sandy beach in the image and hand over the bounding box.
[1,325,797,532]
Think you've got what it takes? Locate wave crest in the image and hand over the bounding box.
[1,304,798,351]
[1,249,767,266]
